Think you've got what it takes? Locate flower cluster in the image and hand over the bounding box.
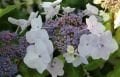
[0,0,119,77]
[0,31,28,77]
[44,13,89,53]
[94,0,120,12]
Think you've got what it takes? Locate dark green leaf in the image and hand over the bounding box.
[0,4,21,18]
[64,63,84,77]
[84,59,104,71]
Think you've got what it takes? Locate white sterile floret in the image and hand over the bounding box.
[24,43,51,73]
[93,0,102,4]
[8,11,38,31]
[114,9,120,29]
[72,55,88,67]
[47,57,64,77]
[63,53,88,67]
[86,15,105,36]
[99,10,110,22]
[64,45,88,67]
[78,31,118,60]
[44,5,60,20]
[41,0,62,7]
[26,15,48,43]
[41,0,61,20]
[62,7,75,13]
[24,14,54,73]
[84,3,99,15]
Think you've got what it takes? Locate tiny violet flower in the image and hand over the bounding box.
[8,11,38,31]
[47,57,64,77]
[24,44,51,73]
[86,15,105,36]
[99,10,110,22]
[114,9,120,29]
[78,31,118,60]
[62,7,75,13]
[84,3,99,15]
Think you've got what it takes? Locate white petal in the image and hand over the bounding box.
[34,39,51,65]
[86,3,99,15]
[17,19,28,30]
[63,53,75,63]
[72,56,88,67]
[28,11,38,21]
[8,17,28,30]
[8,17,19,25]
[100,31,118,53]
[24,45,39,68]
[43,40,54,55]
[78,34,97,57]
[31,15,42,30]
[52,0,62,6]
[62,7,75,13]
[86,15,105,35]
[41,2,53,8]
[26,29,49,43]
[47,57,64,77]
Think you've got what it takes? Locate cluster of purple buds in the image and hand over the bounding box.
[0,31,29,77]
[0,56,17,77]
[44,13,89,53]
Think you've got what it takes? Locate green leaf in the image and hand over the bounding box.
[84,59,104,71]
[18,62,47,77]
[0,4,21,18]
[107,64,120,77]
[64,63,84,77]
[114,27,120,44]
